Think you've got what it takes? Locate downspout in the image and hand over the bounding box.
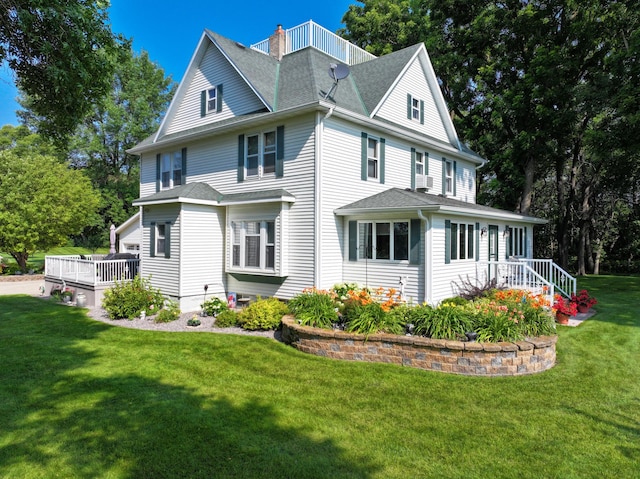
[416,210,431,304]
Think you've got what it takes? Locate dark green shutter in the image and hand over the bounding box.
[349,220,358,261]
[216,84,223,113]
[453,161,457,196]
[181,148,187,181]
[419,100,424,124]
[407,94,412,119]
[410,148,416,190]
[156,154,161,192]
[525,226,528,257]
[200,90,206,117]
[379,138,385,184]
[425,152,429,175]
[451,223,458,260]
[442,158,447,195]
[150,222,156,257]
[506,227,511,259]
[276,125,284,177]
[237,134,245,182]
[475,222,480,261]
[361,132,368,181]
[164,222,171,258]
[444,220,451,264]
[410,218,421,264]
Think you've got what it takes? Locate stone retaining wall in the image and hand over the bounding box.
[281,316,557,376]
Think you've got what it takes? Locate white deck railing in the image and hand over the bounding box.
[45,255,140,287]
[517,259,576,298]
[250,20,377,65]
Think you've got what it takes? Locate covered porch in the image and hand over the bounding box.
[44,254,140,307]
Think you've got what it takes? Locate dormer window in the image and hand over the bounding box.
[407,94,424,124]
[200,84,223,116]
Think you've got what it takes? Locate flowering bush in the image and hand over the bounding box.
[570,289,597,309]
[553,294,577,317]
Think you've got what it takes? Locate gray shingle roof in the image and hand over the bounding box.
[350,44,422,115]
[133,182,294,206]
[133,182,223,205]
[335,188,546,223]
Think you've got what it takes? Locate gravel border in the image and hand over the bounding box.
[85,306,279,340]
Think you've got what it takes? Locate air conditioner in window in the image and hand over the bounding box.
[416,175,434,190]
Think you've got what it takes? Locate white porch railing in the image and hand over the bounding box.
[476,259,576,304]
[45,255,140,287]
[251,20,377,65]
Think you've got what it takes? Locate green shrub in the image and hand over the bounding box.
[154,300,180,323]
[201,297,228,316]
[439,296,469,306]
[214,309,238,328]
[288,290,338,328]
[102,276,165,320]
[413,302,472,339]
[344,302,404,336]
[236,297,289,331]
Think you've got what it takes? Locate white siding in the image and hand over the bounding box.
[375,56,449,143]
[140,204,181,297]
[178,204,225,311]
[164,43,266,136]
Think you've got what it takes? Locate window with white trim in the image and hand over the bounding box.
[161,150,184,189]
[367,137,379,179]
[358,221,409,261]
[444,159,454,195]
[415,151,424,177]
[449,222,475,261]
[411,96,420,121]
[231,220,276,271]
[246,131,277,178]
[508,226,527,257]
[206,87,218,113]
[156,224,166,257]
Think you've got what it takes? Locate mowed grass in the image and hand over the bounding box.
[1,246,109,272]
[0,276,638,478]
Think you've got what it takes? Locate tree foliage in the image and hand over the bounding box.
[341,0,640,273]
[0,127,100,270]
[68,48,175,249]
[0,0,125,144]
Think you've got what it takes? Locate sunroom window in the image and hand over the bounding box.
[358,221,409,261]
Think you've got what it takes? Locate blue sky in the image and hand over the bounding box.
[0,0,357,127]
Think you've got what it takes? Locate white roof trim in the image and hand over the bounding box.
[132,197,220,207]
[114,211,140,234]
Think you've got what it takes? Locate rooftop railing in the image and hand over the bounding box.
[250,20,376,65]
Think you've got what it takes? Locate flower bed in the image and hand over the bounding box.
[281,316,557,376]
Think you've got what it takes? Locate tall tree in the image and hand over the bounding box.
[342,0,640,272]
[69,48,175,248]
[0,0,124,144]
[0,128,100,271]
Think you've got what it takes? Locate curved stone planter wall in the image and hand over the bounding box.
[281,316,557,376]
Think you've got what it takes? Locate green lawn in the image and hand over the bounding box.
[0,276,638,478]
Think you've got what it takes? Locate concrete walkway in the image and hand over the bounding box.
[0,279,46,297]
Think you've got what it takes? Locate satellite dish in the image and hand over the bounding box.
[328,63,350,81]
[324,63,350,100]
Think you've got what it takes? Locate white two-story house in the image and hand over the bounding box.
[126,21,571,312]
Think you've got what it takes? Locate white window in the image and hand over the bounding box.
[161,150,184,189]
[411,96,420,120]
[367,137,379,179]
[156,224,166,257]
[449,222,475,261]
[207,87,217,113]
[358,221,409,261]
[415,151,424,177]
[509,226,527,257]
[246,131,277,178]
[231,220,276,271]
[444,159,454,195]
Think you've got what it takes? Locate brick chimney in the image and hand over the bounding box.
[269,24,286,61]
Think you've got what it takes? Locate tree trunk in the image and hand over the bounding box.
[10,251,30,272]
[518,156,536,216]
